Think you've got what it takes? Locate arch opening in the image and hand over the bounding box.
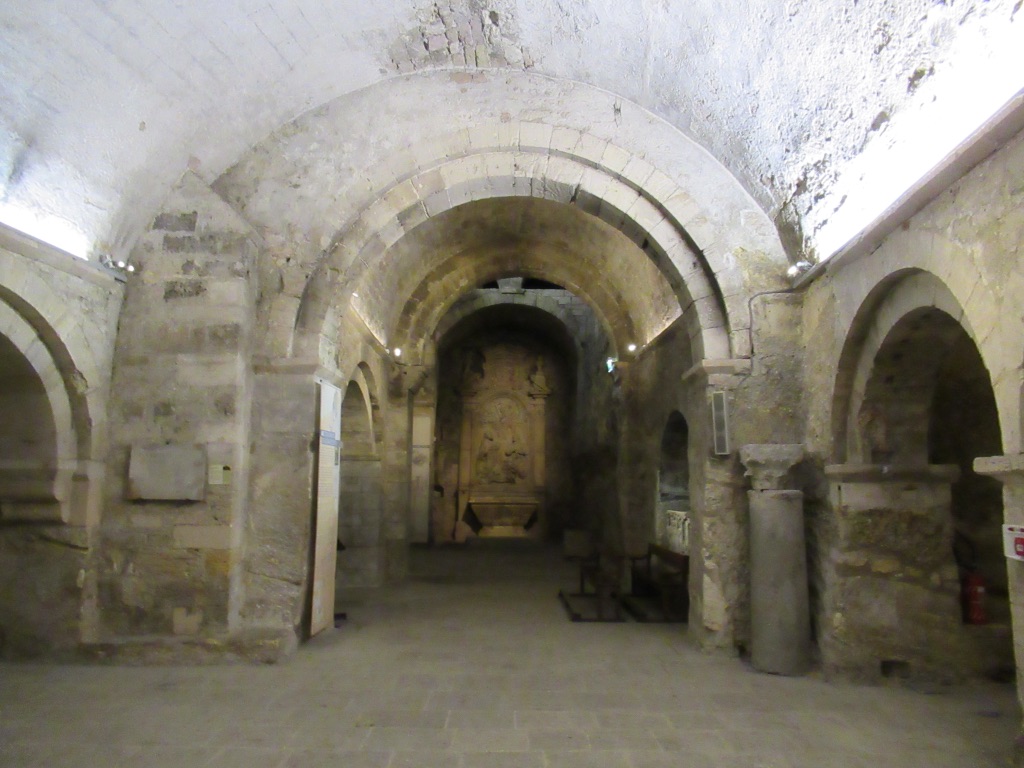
[0,327,69,657]
[0,331,59,505]
[336,374,385,589]
[928,327,1010,655]
[827,300,1012,682]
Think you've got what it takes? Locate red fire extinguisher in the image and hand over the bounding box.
[963,571,988,625]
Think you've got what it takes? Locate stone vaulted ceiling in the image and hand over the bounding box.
[0,0,1021,262]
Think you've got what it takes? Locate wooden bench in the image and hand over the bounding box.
[559,532,626,621]
[628,543,689,621]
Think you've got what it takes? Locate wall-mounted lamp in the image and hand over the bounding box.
[626,343,637,353]
[786,261,812,279]
[392,347,402,358]
[99,255,136,274]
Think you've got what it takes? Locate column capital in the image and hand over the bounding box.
[975,454,1024,485]
[739,444,804,491]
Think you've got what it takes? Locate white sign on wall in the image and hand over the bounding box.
[1003,525,1024,561]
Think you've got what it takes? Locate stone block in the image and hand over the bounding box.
[163,279,206,300]
[173,524,233,549]
[127,444,207,501]
[153,212,198,232]
[172,606,202,634]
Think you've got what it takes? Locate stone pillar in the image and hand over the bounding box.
[241,366,318,645]
[679,358,751,652]
[739,444,809,675]
[820,463,962,681]
[409,393,435,545]
[974,454,1024,766]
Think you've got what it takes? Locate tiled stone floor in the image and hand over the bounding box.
[1,540,1019,767]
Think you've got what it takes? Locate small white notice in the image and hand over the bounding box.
[1003,525,1024,561]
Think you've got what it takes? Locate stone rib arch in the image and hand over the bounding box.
[0,281,99,463]
[344,362,383,458]
[392,250,630,364]
[290,126,737,364]
[431,291,589,370]
[336,363,387,587]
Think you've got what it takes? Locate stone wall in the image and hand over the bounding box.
[802,126,1024,683]
[95,173,259,644]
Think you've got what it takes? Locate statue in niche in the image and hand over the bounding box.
[528,356,551,397]
[475,398,529,484]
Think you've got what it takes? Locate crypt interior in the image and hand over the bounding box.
[2,1,1024,765]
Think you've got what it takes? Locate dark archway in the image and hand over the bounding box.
[0,330,60,656]
[657,411,691,552]
[929,330,1010,645]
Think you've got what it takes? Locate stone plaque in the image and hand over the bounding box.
[127,444,206,501]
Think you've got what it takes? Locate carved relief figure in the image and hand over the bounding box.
[475,398,529,484]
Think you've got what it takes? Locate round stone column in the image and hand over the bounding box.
[739,444,810,675]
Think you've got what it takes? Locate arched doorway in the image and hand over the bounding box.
[825,292,1011,681]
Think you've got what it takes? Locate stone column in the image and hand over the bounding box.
[739,444,809,675]
[974,453,1024,766]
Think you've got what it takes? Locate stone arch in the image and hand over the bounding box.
[291,129,735,364]
[353,361,384,455]
[833,270,975,463]
[433,289,592,356]
[0,295,88,524]
[337,364,386,588]
[823,228,1022,457]
[824,267,1011,681]
[393,250,629,365]
[0,263,108,467]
